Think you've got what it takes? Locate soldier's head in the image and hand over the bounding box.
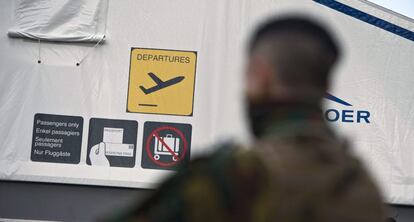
[246,16,340,105]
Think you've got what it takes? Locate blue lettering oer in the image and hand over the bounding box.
[342,110,354,123]
[325,109,340,122]
[357,111,370,123]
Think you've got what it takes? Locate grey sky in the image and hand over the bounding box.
[368,0,414,19]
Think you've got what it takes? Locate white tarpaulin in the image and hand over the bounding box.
[8,0,108,43]
[0,0,414,205]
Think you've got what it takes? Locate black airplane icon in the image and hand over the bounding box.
[139,72,185,95]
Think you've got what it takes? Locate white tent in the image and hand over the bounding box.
[0,0,414,205]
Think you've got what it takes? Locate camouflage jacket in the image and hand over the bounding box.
[106,112,386,222]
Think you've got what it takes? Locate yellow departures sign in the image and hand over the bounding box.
[127,48,197,116]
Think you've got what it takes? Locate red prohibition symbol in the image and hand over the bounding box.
[145,126,188,167]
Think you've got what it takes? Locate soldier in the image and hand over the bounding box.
[107,17,386,222]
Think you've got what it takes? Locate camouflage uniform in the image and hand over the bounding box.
[107,106,386,222]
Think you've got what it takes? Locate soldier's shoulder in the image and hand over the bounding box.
[195,141,263,170]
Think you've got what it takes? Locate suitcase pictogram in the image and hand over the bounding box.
[153,134,180,161]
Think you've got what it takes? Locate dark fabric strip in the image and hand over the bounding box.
[314,0,414,42]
